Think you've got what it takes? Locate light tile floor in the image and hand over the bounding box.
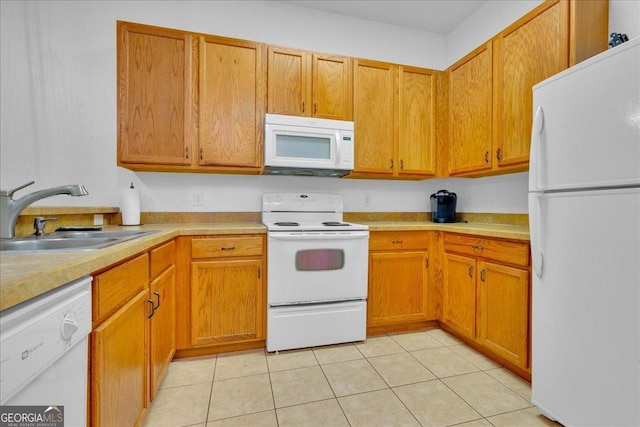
[142,328,559,427]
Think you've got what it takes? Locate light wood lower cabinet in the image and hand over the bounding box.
[90,240,176,426]
[191,259,263,345]
[367,231,435,333]
[442,233,531,373]
[175,235,266,355]
[442,253,477,340]
[91,289,148,427]
[476,261,529,369]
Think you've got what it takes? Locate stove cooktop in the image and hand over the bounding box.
[265,221,368,232]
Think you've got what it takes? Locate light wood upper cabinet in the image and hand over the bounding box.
[493,0,569,168]
[446,0,608,177]
[117,22,193,167]
[353,59,396,175]
[197,35,264,170]
[267,46,352,120]
[398,66,437,176]
[448,42,493,175]
[352,60,438,178]
[117,22,265,174]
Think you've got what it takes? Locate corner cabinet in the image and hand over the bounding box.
[267,46,352,120]
[116,21,265,174]
[175,234,266,356]
[446,0,608,177]
[442,233,531,375]
[367,231,437,334]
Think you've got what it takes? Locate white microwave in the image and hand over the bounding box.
[263,114,354,177]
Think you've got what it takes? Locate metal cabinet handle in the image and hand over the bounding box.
[200,147,204,160]
[302,101,305,113]
[153,291,161,310]
[221,246,235,251]
[147,300,156,318]
[468,265,474,278]
[185,146,189,159]
[472,245,483,251]
[480,269,486,282]
[400,159,404,170]
[425,258,429,269]
[496,148,502,160]
[484,151,489,163]
[313,103,317,114]
[392,240,403,244]
[390,159,394,169]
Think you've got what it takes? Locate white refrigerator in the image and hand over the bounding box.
[529,37,640,426]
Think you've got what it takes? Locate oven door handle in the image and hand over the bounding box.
[269,233,368,241]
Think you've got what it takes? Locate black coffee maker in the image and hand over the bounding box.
[430,190,457,223]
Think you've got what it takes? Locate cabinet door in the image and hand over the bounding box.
[368,251,430,326]
[191,259,264,345]
[312,53,352,120]
[443,253,476,339]
[449,43,492,175]
[267,47,309,116]
[149,264,176,400]
[353,59,396,175]
[494,0,568,167]
[477,261,530,369]
[91,290,148,427]
[198,36,264,168]
[398,66,436,176]
[117,22,192,166]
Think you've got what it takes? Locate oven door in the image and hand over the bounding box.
[267,231,369,305]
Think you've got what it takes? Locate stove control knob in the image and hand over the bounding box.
[61,312,79,340]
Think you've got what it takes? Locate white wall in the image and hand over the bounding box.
[1,1,635,215]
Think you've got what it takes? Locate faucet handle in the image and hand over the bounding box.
[33,217,57,237]
[0,181,35,198]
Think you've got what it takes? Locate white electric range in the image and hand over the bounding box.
[262,193,369,352]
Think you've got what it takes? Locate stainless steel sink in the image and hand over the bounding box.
[0,230,158,252]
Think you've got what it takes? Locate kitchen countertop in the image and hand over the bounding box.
[0,221,529,311]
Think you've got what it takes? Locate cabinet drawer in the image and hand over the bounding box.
[444,233,529,266]
[369,231,429,251]
[93,253,149,325]
[150,240,175,279]
[191,236,263,259]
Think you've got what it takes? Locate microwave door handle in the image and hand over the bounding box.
[335,131,341,164]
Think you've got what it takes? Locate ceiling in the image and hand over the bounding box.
[279,0,488,34]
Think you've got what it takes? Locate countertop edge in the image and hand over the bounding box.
[1,221,529,311]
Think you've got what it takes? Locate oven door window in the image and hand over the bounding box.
[275,134,332,160]
[296,249,344,271]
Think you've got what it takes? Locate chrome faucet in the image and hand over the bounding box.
[0,181,89,239]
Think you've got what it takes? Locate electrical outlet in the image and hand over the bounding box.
[192,191,204,207]
[363,193,372,207]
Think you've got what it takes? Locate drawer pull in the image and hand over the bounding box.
[468,265,474,278]
[472,245,484,251]
[221,246,235,251]
[392,240,403,244]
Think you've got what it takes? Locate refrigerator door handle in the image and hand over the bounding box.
[529,193,544,278]
[529,106,545,192]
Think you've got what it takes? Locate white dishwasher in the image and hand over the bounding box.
[1,276,92,427]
